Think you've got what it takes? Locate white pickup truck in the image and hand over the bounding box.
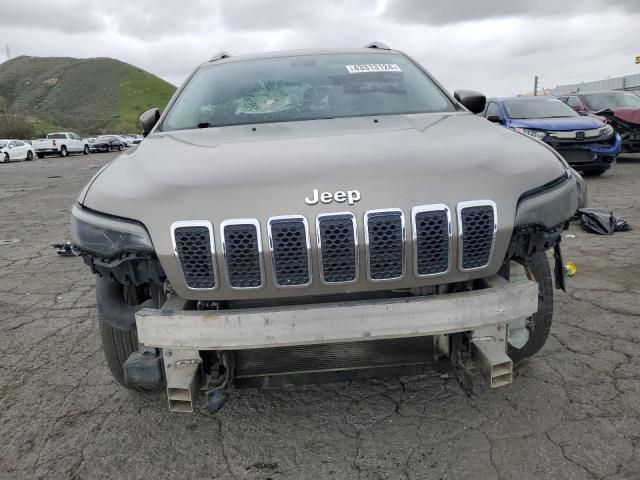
[32,132,90,158]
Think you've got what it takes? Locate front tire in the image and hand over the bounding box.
[118,144,123,151]
[97,281,156,392]
[26,150,33,161]
[3,153,9,163]
[98,315,150,390]
[507,251,554,363]
[83,145,90,155]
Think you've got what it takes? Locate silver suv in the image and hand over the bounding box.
[71,43,578,413]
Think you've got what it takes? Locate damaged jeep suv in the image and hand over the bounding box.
[71,44,578,413]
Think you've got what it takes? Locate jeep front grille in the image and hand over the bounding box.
[172,222,216,290]
[412,205,451,276]
[458,201,496,271]
[365,209,405,281]
[268,216,311,287]
[221,220,263,289]
[172,201,498,290]
[317,213,358,284]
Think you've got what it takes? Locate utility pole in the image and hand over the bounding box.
[533,75,539,96]
[4,45,10,60]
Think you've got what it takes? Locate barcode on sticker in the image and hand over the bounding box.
[345,64,402,73]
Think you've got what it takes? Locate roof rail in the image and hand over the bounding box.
[364,42,390,50]
[209,52,232,62]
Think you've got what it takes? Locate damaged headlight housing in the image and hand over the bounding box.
[600,124,614,137]
[514,174,579,228]
[71,204,153,257]
[514,128,547,140]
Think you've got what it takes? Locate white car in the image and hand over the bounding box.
[31,132,90,158]
[0,139,35,162]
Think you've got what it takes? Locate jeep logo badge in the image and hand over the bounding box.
[305,189,361,205]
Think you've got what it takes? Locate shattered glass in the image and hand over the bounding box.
[235,81,310,116]
[163,53,454,130]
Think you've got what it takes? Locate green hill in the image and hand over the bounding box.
[0,56,176,136]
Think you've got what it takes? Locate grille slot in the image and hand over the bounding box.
[365,210,404,281]
[172,223,216,289]
[459,202,496,270]
[269,217,311,287]
[413,206,450,276]
[317,213,358,284]
[222,221,263,289]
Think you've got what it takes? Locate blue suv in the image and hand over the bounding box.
[482,97,621,176]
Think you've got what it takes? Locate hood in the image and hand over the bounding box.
[509,116,603,131]
[81,112,567,299]
[608,108,640,125]
[83,113,566,218]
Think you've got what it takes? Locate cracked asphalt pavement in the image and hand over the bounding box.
[1,151,640,480]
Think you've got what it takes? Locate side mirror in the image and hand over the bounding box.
[139,108,161,136]
[454,90,486,114]
[486,115,503,124]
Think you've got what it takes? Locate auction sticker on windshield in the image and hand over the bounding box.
[345,64,402,73]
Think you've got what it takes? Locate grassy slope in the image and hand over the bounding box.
[0,56,175,136]
[115,67,176,133]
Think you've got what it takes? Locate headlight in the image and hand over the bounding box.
[600,124,614,137]
[514,128,547,140]
[71,204,153,256]
[515,175,578,228]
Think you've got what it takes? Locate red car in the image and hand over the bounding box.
[559,91,640,153]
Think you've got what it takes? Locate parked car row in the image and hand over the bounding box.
[85,135,140,153]
[1,132,144,163]
[477,90,640,176]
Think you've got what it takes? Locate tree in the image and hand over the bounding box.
[0,96,9,123]
[0,115,34,139]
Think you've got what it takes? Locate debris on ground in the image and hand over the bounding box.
[563,261,577,276]
[52,242,75,256]
[576,208,632,235]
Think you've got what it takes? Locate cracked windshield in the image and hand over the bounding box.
[163,53,453,130]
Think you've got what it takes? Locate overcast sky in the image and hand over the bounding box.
[1,0,639,96]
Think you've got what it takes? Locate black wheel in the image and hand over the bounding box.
[97,280,157,392]
[26,150,33,161]
[37,152,45,159]
[83,145,90,155]
[506,251,553,363]
[582,167,607,177]
[118,144,123,151]
[3,153,9,163]
[59,146,68,157]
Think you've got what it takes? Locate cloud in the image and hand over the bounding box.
[1,0,639,97]
[384,0,640,25]
[0,0,105,34]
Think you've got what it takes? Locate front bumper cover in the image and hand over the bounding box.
[136,276,538,350]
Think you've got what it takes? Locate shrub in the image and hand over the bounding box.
[0,116,34,139]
